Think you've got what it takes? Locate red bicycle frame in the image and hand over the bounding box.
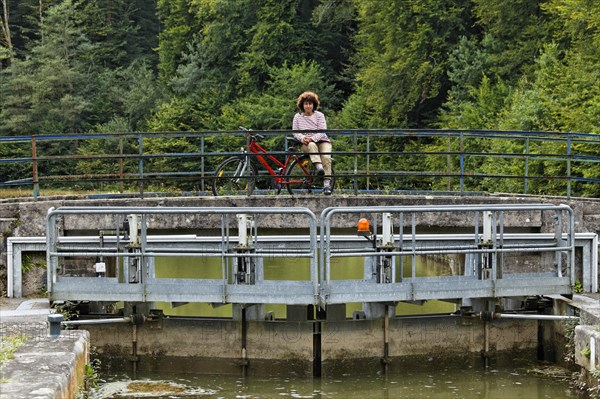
[247,135,311,186]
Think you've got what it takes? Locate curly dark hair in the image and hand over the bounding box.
[296,91,320,112]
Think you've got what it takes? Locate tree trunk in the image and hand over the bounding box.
[1,0,13,66]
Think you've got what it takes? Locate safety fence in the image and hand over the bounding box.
[1,129,598,198]
[37,204,596,308]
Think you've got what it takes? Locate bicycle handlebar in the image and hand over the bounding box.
[239,126,266,141]
[239,127,301,144]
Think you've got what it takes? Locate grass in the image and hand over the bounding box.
[0,334,26,374]
[0,188,139,199]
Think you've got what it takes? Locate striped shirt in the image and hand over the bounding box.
[292,111,329,143]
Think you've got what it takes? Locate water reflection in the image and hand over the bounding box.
[153,255,456,318]
[94,365,580,398]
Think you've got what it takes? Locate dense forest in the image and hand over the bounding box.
[0,0,598,196]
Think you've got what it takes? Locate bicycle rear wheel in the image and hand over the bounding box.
[285,157,336,195]
[212,156,257,196]
[284,156,315,195]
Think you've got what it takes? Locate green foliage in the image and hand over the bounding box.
[350,0,471,128]
[0,334,26,371]
[218,60,337,130]
[439,75,512,129]
[580,345,591,358]
[562,318,580,364]
[1,0,599,198]
[83,350,102,393]
[0,0,91,134]
[156,0,199,82]
[22,253,45,273]
[472,0,552,81]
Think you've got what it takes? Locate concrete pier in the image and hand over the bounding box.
[0,299,90,399]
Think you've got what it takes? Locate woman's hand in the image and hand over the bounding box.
[302,136,313,144]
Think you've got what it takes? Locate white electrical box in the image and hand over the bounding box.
[95,262,106,273]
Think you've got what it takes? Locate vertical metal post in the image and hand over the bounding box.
[353,131,358,194]
[481,211,493,280]
[555,209,563,278]
[235,214,255,284]
[379,212,394,283]
[200,135,205,192]
[32,136,39,200]
[241,307,248,376]
[140,214,148,287]
[497,211,505,279]
[566,135,572,198]
[46,208,57,296]
[411,213,416,280]
[524,137,530,194]
[459,131,465,193]
[569,208,576,285]
[398,212,404,281]
[138,134,144,199]
[491,212,498,281]
[366,133,371,191]
[126,214,141,284]
[482,211,493,243]
[447,134,452,191]
[131,322,138,377]
[382,304,390,374]
[119,134,124,193]
[382,212,393,246]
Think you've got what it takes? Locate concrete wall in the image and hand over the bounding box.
[2,193,600,236]
[0,330,89,398]
[84,315,538,377]
[2,193,599,296]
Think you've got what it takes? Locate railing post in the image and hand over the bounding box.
[366,132,371,191]
[138,133,144,199]
[524,137,529,194]
[459,131,465,193]
[119,134,124,193]
[447,134,452,191]
[32,136,39,200]
[200,134,205,192]
[567,135,572,198]
[353,131,358,195]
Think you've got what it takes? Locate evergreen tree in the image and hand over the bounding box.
[156,0,198,82]
[343,0,471,128]
[0,0,93,135]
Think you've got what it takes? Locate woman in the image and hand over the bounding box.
[292,91,333,195]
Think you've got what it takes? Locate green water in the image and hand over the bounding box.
[94,365,581,398]
[94,257,584,398]
[153,255,455,318]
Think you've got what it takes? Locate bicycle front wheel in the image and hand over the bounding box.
[212,156,257,196]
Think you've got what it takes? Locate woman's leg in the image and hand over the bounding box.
[318,142,332,177]
[317,142,333,192]
[302,142,322,166]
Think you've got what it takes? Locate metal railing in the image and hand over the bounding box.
[41,204,587,307]
[1,129,598,199]
[46,206,319,305]
[319,204,575,306]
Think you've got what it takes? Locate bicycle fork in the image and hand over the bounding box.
[231,154,249,184]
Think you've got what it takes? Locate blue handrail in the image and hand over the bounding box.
[0,129,598,199]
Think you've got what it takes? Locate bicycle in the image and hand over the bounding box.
[212,127,334,196]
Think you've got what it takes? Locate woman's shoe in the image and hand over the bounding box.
[323,186,332,195]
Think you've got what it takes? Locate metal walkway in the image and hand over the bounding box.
[44,204,591,308]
